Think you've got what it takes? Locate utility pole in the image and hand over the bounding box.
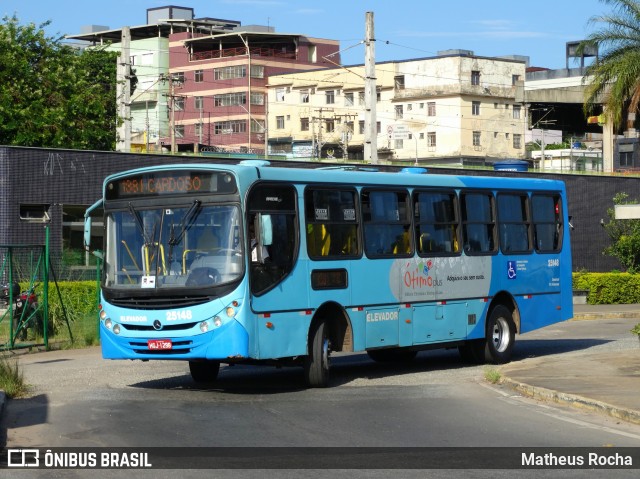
[364,12,378,164]
[116,27,131,152]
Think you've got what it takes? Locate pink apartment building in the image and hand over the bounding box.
[166,30,340,154]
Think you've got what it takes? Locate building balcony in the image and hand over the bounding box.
[393,84,517,101]
[191,45,297,62]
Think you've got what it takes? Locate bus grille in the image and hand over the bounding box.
[107,296,211,310]
[122,322,199,332]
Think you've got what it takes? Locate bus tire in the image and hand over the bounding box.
[367,348,417,363]
[189,360,220,383]
[304,321,331,388]
[483,305,515,364]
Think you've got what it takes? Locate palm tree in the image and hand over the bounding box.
[580,0,640,129]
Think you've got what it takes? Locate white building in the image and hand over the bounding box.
[267,50,527,164]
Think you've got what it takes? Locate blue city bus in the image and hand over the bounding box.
[85,160,573,387]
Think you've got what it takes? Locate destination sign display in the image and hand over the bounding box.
[105,171,237,200]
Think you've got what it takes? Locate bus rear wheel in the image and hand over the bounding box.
[189,360,220,383]
[304,321,331,388]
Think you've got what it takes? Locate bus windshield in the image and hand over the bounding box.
[104,203,242,290]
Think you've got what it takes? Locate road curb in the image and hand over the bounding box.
[501,377,640,426]
[572,312,640,321]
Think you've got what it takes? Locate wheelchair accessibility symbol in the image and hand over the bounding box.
[507,261,517,280]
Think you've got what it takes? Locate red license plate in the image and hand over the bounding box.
[148,339,172,350]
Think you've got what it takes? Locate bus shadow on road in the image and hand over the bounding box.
[128,349,479,394]
[129,337,611,394]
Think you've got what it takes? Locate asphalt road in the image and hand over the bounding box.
[1,317,639,478]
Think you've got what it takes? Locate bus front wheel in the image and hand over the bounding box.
[483,305,515,364]
[304,321,331,388]
[189,360,220,383]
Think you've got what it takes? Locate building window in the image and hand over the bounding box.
[345,121,354,134]
[513,134,522,149]
[512,74,521,86]
[276,116,285,129]
[251,120,265,133]
[471,70,480,86]
[394,75,405,90]
[419,132,424,139]
[195,123,202,138]
[427,102,436,116]
[194,69,204,83]
[173,72,185,84]
[250,65,264,78]
[19,204,50,222]
[358,91,365,106]
[620,151,634,167]
[427,132,436,148]
[175,125,184,138]
[194,96,203,110]
[344,92,354,106]
[395,139,404,149]
[214,65,246,80]
[300,89,310,103]
[395,105,403,119]
[472,101,481,116]
[214,92,246,107]
[358,120,365,135]
[513,104,521,119]
[325,119,335,133]
[250,93,265,105]
[174,97,184,111]
[325,90,335,104]
[473,131,481,148]
[214,120,246,134]
[276,88,286,102]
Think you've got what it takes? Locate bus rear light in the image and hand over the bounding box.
[200,321,210,333]
[213,316,222,328]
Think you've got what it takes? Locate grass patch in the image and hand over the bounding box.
[0,356,28,398]
[484,367,502,384]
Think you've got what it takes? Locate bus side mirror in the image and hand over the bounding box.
[84,199,104,259]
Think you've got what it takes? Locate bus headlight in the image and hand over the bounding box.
[100,310,108,320]
[113,324,121,335]
[213,316,222,328]
[105,318,113,330]
[200,321,209,333]
[226,306,236,318]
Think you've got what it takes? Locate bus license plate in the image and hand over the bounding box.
[148,339,172,350]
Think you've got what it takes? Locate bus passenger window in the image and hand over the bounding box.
[305,188,359,260]
[414,190,459,256]
[532,194,562,252]
[461,192,496,255]
[497,194,531,254]
[362,189,412,258]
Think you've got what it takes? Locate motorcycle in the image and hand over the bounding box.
[1,281,45,341]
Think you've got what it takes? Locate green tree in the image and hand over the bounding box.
[603,192,640,272]
[0,15,120,150]
[580,0,640,128]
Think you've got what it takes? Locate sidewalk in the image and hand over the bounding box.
[500,303,640,425]
[1,304,639,427]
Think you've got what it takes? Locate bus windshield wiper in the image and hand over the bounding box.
[169,200,202,247]
[128,203,151,245]
[167,200,201,267]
